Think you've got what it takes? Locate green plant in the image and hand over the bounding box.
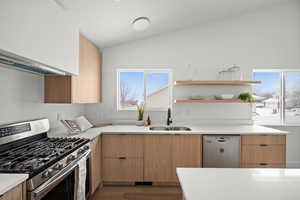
[238,92,254,102]
[137,103,145,121]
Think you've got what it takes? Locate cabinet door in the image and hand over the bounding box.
[72,35,101,103]
[90,136,101,194]
[144,135,173,182]
[241,145,285,164]
[0,183,23,200]
[102,135,144,158]
[172,135,202,181]
[102,158,143,182]
[241,135,286,168]
[0,0,79,74]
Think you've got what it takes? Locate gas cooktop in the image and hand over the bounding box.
[0,137,88,176]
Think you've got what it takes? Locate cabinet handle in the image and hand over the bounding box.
[259,144,268,147]
[259,163,269,166]
[119,157,126,160]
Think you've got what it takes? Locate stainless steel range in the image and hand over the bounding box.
[0,118,91,200]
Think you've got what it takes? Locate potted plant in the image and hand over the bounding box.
[238,92,254,102]
[136,103,145,126]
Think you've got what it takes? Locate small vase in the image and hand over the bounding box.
[136,120,144,126]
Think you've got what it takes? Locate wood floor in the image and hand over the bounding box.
[91,186,182,200]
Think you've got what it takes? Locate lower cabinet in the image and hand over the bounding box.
[144,135,173,182]
[143,135,202,183]
[102,135,144,183]
[0,183,25,200]
[102,158,143,182]
[172,135,202,181]
[102,134,202,184]
[241,135,286,168]
[90,135,101,194]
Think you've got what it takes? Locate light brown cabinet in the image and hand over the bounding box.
[241,135,286,168]
[44,34,102,103]
[172,135,202,181]
[102,135,144,182]
[0,183,25,200]
[144,135,173,182]
[144,135,202,183]
[102,158,143,182]
[102,135,144,158]
[101,134,202,184]
[90,135,101,194]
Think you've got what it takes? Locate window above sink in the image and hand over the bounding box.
[117,69,173,111]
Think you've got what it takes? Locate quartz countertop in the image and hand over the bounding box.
[0,174,28,196]
[176,168,300,200]
[50,124,287,140]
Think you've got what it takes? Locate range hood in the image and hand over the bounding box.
[0,49,66,75]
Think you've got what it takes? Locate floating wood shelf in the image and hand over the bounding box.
[174,99,259,103]
[174,80,261,86]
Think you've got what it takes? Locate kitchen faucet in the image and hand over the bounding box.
[167,108,173,126]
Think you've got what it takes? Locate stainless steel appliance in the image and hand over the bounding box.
[0,118,91,200]
[203,135,240,168]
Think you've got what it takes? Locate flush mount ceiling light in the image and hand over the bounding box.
[132,17,151,31]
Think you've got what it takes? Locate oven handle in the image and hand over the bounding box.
[31,151,90,200]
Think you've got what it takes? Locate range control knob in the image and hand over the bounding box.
[83,145,89,151]
[67,155,76,163]
[41,171,49,179]
[77,149,84,156]
[54,163,63,170]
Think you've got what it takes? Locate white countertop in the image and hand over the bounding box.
[50,124,287,140]
[0,174,28,196]
[177,168,300,200]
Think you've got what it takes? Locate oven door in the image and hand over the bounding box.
[29,163,78,200]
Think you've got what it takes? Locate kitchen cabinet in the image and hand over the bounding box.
[102,135,144,158]
[102,158,143,182]
[144,135,173,182]
[44,34,102,103]
[241,135,286,168]
[102,135,144,182]
[90,135,101,194]
[0,0,79,75]
[172,135,202,181]
[0,183,25,200]
[101,134,202,184]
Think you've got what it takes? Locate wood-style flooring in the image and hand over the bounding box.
[91,186,182,200]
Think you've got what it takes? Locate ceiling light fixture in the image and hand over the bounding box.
[132,17,150,31]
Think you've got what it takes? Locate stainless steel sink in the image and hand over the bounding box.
[149,126,192,131]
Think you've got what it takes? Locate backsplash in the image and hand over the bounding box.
[0,66,85,133]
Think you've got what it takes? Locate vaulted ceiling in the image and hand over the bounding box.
[57,0,289,48]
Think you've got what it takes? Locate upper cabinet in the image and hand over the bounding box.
[44,34,102,104]
[0,0,79,75]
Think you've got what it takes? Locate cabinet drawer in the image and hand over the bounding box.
[241,145,285,163]
[102,135,144,158]
[102,158,143,182]
[241,163,285,168]
[241,135,285,145]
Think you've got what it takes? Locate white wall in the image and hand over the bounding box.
[0,66,85,133]
[85,0,300,124]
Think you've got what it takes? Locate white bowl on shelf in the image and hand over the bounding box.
[216,94,235,100]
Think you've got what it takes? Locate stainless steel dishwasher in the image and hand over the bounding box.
[203,135,240,168]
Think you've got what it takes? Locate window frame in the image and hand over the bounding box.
[116,68,173,111]
[253,69,300,125]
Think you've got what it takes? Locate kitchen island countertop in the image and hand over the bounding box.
[177,168,300,200]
